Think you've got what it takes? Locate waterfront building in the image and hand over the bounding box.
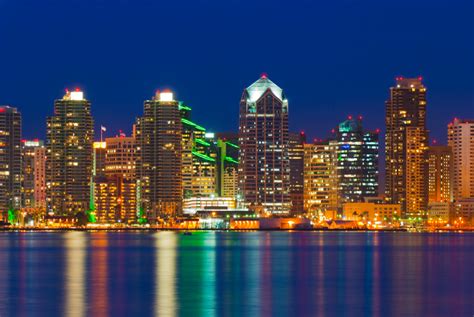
[303,141,338,216]
[46,89,94,215]
[427,202,451,224]
[452,198,474,227]
[136,90,182,219]
[238,75,290,214]
[331,117,379,210]
[448,119,474,201]
[385,77,429,218]
[427,145,453,203]
[343,202,401,224]
[289,131,306,213]
[21,139,46,209]
[94,175,136,223]
[183,196,237,213]
[0,106,22,219]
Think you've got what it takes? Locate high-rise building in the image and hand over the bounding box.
[289,131,306,213]
[21,139,46,209]
[238,75,290,214]
[136,90,182,219]
[46,89,94,215]
[303,141,338,216]
[105,132,137,180]
[216,133,239,199]
[448,119,474,201]
[180,103,218,198]
[0,106,22,219]
[331,117,379,210]
[93,141,107,177]
[427,145,453,203]
[385,77,429,218]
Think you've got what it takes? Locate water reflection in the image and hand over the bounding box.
[64,232,86,317]
[0,232,471,316]
[155,232,177,316]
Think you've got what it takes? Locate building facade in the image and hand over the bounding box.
[94,175,136,223]
[238,75,290,214]
[427,145,453,203]
[303,141,338,216]
[0,106,22,219]
[105,132,137,180]
[136,90,182,219]
[22,140,46,209]
[331,117,379,210]
[448,119,474,201]
[46,89,94,215]
[289,131,306,213]
[385,77,429,218]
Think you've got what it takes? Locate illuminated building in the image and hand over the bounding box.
[427,202,451,224]
[105,132,136,180]
[331,117,379,211]
[180,103,217,198]
[215,133,239,198]
[136,90,182,219]
[93,141,106,177]
[303,141,338,216]
[427,145,453,203]
[385,77,428,218]
[0,106,22,218]
[183,196,237,213]
[238,75,290,214]
[21,139,46,209]
[46,89,94,215]
[94,175,136,223]
[343,202,401,224]
[448,119,474,201]
[452,198,474,226]
[289,131,306,213]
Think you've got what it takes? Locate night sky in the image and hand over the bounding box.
[1,0,472,143]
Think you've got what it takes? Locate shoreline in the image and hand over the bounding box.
[0,227,472,233]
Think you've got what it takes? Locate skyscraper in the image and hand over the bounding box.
[46,89,94,215]
[303,140,338,216]
[22,139,46,209]
[0,106,22,219]
[331,117,379,210]
[216,133,239,198]
[238,75,290,214]
[385,77,429,218]
[427,145,453,203]
[289,131,306,213]
[448,119,474,201]
[136,90,182,219]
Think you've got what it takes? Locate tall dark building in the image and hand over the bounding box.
[238,75,290,214]
[289,131,306,213]
[385,77,428,217]
[46,89,94,215]
[136,90,182,220]
[0,106,22,219]
[331,117,379,210]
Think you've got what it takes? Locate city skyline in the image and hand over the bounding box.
[0,1,472,143]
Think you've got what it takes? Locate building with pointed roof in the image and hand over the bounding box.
[238,75,290,214]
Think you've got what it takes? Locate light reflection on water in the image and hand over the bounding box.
[0,231,472,316]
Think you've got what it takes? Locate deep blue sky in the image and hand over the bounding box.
[0,0,472,143]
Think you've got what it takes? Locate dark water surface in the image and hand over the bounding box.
[0,231,472,316]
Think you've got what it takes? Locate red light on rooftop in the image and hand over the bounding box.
[75,88,80,92]
[300,131,305,135]
[331,129,335,134]
[260,73,268,79]
[418,76,423,81]
[358,115,363,120]
[0,108,5,113]
[65,88,69,93]
[33,138,39,142]
[375,128,380,133]
[348,115,353,120]
[432,139,437,144]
